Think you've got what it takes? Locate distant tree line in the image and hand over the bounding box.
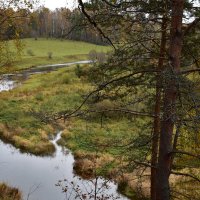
[0,6,106,45]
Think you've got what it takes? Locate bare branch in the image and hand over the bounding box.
[181,68,200,74]
[169,150,200,159]
[171,171,200,183]
[56,69,159,120]
[131,160,156,169]
[78,0,116,48]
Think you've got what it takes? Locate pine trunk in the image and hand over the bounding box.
[151,16,167,200]
[156,1,184,200]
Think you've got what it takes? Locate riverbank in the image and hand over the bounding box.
[0,64,91,155]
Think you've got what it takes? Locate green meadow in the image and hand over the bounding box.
[0,65,89,155]
[1,38,110,73]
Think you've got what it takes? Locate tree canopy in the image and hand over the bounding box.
[64,1,200,200]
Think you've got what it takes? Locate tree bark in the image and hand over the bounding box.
[151,16,167,200]
[156,1,184,200]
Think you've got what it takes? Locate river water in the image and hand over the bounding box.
[0,62,128,200]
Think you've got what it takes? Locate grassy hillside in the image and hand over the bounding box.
[21,38,108,57]
[1,38,110,73]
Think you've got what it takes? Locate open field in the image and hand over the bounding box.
[0,38,110,73]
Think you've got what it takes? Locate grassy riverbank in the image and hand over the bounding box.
[0,38,110,73]
[0,183,21,200]
[0,65,92,155]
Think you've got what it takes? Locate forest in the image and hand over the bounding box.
[0,2,104,43]
[0,0,200,200]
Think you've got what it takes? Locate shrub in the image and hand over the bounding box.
[60,74,70,84]
[88,50,107,64]
[35,93,44,101]
[88,49,97,62]
[26,49,34,56]
[75,64,83,78]
[96,52,106,63]
[48,52,53,59]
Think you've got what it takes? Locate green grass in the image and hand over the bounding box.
[1,38,110,73]
[21,38,108,57]
[0,65,92,155]
[0,62,139,161]
[0,38,110,154]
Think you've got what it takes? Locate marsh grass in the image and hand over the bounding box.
[0,65,92,155]
[0,183,22,200]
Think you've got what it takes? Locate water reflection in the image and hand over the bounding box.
[0,132,127,200]
[0,79,16,92]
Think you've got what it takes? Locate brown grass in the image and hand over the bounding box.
[72,150,150,199]
[73,151,115,179]
[0,123,55,155]
[0,183,22,200]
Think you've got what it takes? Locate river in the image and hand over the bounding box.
[0,61,128,200]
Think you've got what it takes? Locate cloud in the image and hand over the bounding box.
[43,0,78,10]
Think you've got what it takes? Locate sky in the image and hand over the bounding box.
[42,0,78,10]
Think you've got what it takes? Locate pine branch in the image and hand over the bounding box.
[169,150,200,159]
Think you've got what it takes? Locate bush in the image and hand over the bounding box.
[75,64,83,78]
[88,50,107,63]
[96,52,106,63]
[26,49,34,56]
[35,93,44,101]
[48,52,53,59]
[0,183,22,200]
[88,49,97,62]
[60,74,70,84]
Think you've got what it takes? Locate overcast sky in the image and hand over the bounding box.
[42,0,78,10]
[42,0,199,11]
